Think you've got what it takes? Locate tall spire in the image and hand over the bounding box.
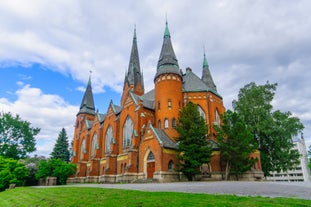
[124,26,144,91]
[201,52,217,91]
[77,74,95,116]
[155,21,181,81]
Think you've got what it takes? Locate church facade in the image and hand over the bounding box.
[70,22,263,183]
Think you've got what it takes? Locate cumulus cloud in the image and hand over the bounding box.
[0,83,78,156]
[0,0,310,147]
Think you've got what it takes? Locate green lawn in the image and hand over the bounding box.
[0,187,310,207]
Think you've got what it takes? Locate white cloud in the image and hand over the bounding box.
[0,84,78,157]
[0,0,310,147]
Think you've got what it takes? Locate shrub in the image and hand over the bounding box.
[0,156,29,191]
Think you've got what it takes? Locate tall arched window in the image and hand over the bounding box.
[105,126,113,153]
[80,138,86,161]
[164,118,169,129]
[197,105,206,121]
[123,116,133,148]
[91,133,98,158]
[158,120,161,128]
[215,109,220,126]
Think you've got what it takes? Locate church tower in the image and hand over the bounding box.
[121,27,144,106]
[72,76,95,164]
[154,21,182,139]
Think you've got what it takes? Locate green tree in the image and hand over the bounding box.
[50,128,70,162]
[215,110,258,180]
[234,82,304,176]
[176,102,212,181]
[36,159,76,185]
[0,112,40,159]
[0,156,29,191]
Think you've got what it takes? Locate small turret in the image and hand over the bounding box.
[201,52,217,91]
[77,76,95,116]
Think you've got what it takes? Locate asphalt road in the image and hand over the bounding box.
[63,181,311,200]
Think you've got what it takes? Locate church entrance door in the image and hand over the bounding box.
[147,151,155,179]
[147,162,155,178]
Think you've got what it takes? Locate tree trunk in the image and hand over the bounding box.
[225,162,231,180]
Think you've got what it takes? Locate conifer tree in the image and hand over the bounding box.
[51,128,70,162]
[176,102,212,181]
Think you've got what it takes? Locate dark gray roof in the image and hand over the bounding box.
[202,53,217,91]
[85,119,93,130]
[155,22,181,80]
[97,113,106,123]
[124,28,144,91]
[77,78,95,116]
[112,104,121,114]
[150,125,178,149]
[183,68,221,98]
[141,89,155,110]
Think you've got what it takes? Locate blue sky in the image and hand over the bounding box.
[0,0,310,156]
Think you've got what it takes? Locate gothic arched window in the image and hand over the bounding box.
[91,133,98,158]
[123,117,133,148]
[80,138,86,161]
[215,109,220,126]
[147,151,155,161]
[197,105,206,121]
[105,126,113,153]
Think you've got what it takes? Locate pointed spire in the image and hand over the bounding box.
[124,26,144,92]
[155,21,181,80]
[78,74,95,116]
[201,52,217,91]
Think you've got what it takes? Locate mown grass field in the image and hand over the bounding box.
[0,187,310,207]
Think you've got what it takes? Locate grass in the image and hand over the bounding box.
[0,186,310,207]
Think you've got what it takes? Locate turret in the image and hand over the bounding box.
[201,52,217,91]
[154,21,182,139]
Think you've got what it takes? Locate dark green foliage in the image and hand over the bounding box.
[19,155,46,186]
[50,128,70,162]
[176,102,212,181]
[215,110,258,180]
[0,156,29,191]
[36,159,76,185]
[0,112,40,159]
[234,82,304,176]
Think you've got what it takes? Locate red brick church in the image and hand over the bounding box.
[70,22,263,183]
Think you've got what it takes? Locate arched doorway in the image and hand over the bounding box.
[147,152,155,179]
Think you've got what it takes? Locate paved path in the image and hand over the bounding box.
[63,181,311,200]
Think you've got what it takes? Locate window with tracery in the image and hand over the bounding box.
[91,133,98,158]
[105,126,113,153]
[123,117,133,148]
[80,138,86,161]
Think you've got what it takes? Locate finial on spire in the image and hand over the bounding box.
[203,47,209,68]
[164,17,170,38]
[88,70,92,85]
[133,24,137,41]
